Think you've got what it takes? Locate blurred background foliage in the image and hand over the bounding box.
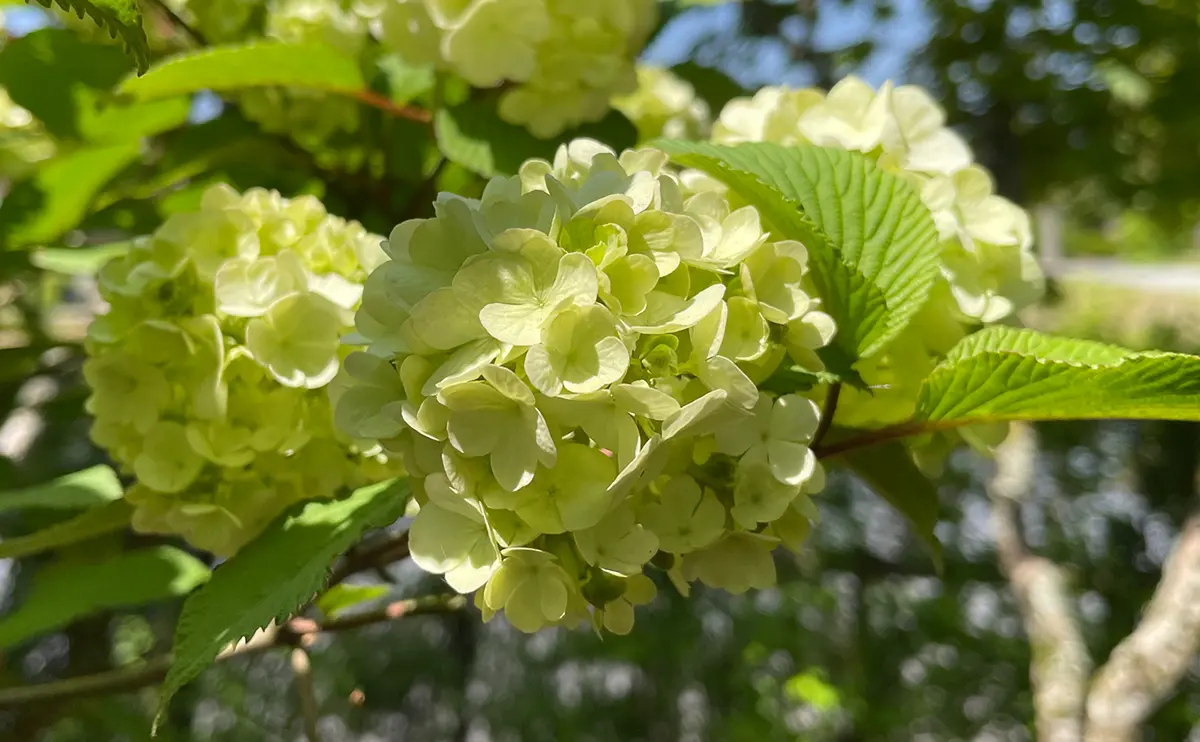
[4,0,1200,740]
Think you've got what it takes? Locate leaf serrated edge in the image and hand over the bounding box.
[29,0,149,74]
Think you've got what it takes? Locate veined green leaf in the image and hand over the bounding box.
[0,465,123,514]
[154,479,411,728]
[0,142,141,248]
[28,0,149,74]
[0,546,209,649]
[118,42,365,101]
[916,327,1200,425]
[654,141,941,362]
[0,500,133,559]
[840,442,942,571]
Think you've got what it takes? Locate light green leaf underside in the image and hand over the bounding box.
[840,442,942,571]
[654,140,941,360]
[0,142,142,248]
[155,479,411,727]
[31,242,133,275]
[0,465,123,513]
[29,0,149,74]
[0,546,209,648]
[917,327,1200,425]
[0,500,133,559]
[118,42,365,101]
[316,583,389,619]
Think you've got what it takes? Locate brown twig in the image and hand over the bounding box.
[144,0,209,46]
[0,594,464,709]
[811,383,840,448]
[290,648,322,742]
[814,419,954,459]
[352,91,433,125]
[327,531,410,587]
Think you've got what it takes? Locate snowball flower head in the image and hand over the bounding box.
[85,184,394,556]
[338,138,835,634]
[373,0,658,137]
[613,65,712,142]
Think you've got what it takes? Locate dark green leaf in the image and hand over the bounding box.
[0,29,132,140]
[155,479,411,726]
[436,100,637,177]
[670,61,747,113]
[0,546,209,648]
[840,442,943,571]
[0,465,122,513]
[26,0,149,74]
[0,500,133,559]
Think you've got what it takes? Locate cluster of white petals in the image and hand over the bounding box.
[367,0,657,137]
[336,139,835,633]
[85,185,395,556]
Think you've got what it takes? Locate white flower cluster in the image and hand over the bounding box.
[337,139,835,633]
[368,0,657,137]
[613,65,711,143]
[85,184,394,556]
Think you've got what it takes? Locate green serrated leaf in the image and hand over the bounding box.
[316,583,389,619]
[0,142,142,248]
[0,465,123,514]
[0,546,209,649]
[654,141,941,362]
[0,500,133,559]
[840,442,943,571]
[118,41,365,101]
[28,0,149,74]
[154,479,411,727]
[916,327,1200,426]
[435,100,638,177]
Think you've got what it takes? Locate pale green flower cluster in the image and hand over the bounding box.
[368,0,657,137]
[613,65,711,143]
[338,139,835,633]
[85,184,394,556]
[710,77,1043,433]
[239,0,371,152]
